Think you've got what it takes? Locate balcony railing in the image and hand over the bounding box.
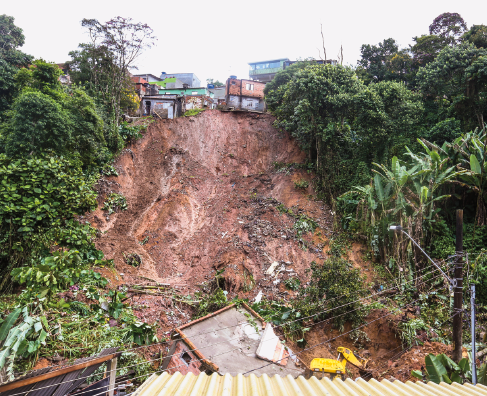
[249,67,282,76]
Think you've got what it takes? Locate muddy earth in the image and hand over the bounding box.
[85,110,450,380]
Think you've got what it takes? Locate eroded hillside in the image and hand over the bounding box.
[85,110,437,380]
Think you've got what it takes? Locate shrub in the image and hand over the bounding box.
[294,179,309,189]
[102,193,127,214]
[183,108,205,117]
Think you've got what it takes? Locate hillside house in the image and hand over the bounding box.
[159,72,201,88]
[248,58,289,82]
[133,73,163,83]
[140,95,184,119]
[132,76,159,97]
[224,77,265,112]
[208,86,226,106]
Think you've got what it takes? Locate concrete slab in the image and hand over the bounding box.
[181,306,302,377]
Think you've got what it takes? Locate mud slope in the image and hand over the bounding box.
[89,110,335,293]
[85,110,452,380]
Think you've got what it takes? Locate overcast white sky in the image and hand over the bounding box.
[3,0,484,86]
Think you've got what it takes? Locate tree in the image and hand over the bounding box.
[264,60,317,112]
[463,25,487,49]
[271,64,424,198]
[1,60,109,168]
[2,90,72,156]
[0,14,26,52]
[357,38,399,83]
[73,17,156,124]
[206,78,224,87]
[411,34,447,65]
[429,12,467,46]
[0,15,32,120]
[417,43,487,130]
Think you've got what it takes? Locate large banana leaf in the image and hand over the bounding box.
[450,372,462,384]
[479,363,487,385]
[425,354,449,384]
[0,308,21,342]
[470,154,482,174]
[437,353,460,372]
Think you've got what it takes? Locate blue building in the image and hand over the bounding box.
[248,58,289,83]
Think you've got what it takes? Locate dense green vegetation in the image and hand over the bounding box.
[264,12,487,355]
[0,15,155,379]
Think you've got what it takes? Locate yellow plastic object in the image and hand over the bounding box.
[310,358,346,374]
[337,347,368,369]
[310,347,368,375]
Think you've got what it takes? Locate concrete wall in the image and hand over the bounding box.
[185,95,212,110]
[160,73,201,88]
[165,78,184,89]
[141,97,182,118]
[227,95,264,111]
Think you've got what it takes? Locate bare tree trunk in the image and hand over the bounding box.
[320,24,326,62]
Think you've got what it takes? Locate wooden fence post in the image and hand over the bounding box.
[107,357,118,396]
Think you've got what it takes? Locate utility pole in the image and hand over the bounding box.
[471,284,477,384]
[452,209,463,362]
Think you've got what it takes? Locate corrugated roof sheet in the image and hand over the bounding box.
[134,372,487,396]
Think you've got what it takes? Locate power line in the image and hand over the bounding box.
[8,261,451,380]
[241,287,445,376]
[3,274,447,396]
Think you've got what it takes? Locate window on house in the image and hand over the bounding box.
[231,81,236,85]
[246,84,254,91]
[181,352,192,365]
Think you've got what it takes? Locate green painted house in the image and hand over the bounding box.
[158,87,214,98]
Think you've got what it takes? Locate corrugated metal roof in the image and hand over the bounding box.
[134,372,487,396]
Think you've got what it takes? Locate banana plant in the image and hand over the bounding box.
[436,127,487,224]
[412,352,487,385]
[0,305,49,380]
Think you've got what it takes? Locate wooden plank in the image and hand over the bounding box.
[107,358,117,396]
[66,349,119,394]
[0,353,121,394]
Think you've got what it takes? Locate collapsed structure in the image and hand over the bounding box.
[161,303,303,377]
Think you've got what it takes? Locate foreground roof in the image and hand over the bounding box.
[134,372,487,396]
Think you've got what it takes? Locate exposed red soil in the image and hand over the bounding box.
[87,111,334,309]
[85,110,451,379]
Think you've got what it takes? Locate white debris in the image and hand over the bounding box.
[254,290,263,304]
[266,261,279,275]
